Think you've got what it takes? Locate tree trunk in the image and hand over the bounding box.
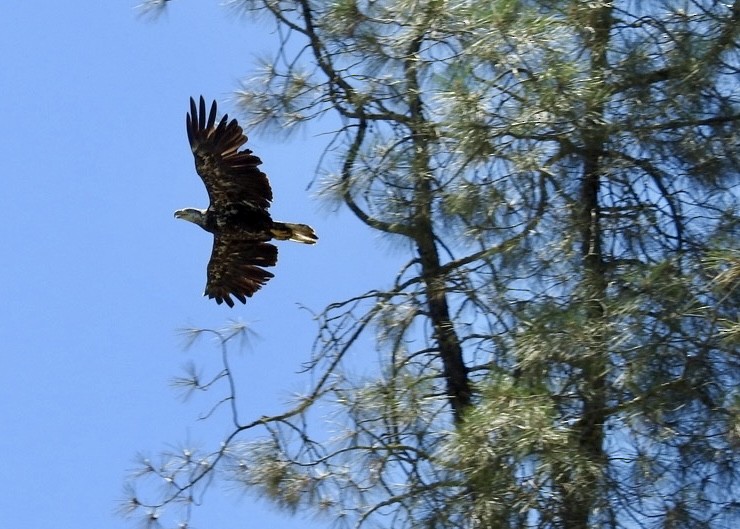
[561,5,613,529]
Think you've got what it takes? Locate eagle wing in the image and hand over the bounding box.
[186,96,273,213]
[205,237,278,307]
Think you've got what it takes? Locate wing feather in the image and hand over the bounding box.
[204,237,278,307]
[187,96,273,213]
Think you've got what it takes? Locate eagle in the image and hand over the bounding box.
[175,96,317,307]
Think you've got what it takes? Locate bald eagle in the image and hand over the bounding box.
[175,96,317,307]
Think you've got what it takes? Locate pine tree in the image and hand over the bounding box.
[126,2,739,528]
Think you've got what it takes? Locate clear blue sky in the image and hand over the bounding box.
[0,2,398,528]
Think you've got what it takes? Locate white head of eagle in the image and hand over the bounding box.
[174,208,207,229]
[175,96,317,307]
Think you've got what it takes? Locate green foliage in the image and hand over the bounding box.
[126,1,739,528]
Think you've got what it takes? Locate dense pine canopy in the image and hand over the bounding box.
[131,2,738,528]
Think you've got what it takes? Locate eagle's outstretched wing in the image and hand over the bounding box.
[205,238,278,307]
[186,96,273,213]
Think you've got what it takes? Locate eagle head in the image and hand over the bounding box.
[174,208,207,228]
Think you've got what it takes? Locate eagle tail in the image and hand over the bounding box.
[272,222,318,244]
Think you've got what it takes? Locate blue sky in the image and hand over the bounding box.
[0,2,399,527]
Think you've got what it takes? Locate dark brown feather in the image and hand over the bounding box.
[186,96,273,212]
[204,238,278,307]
